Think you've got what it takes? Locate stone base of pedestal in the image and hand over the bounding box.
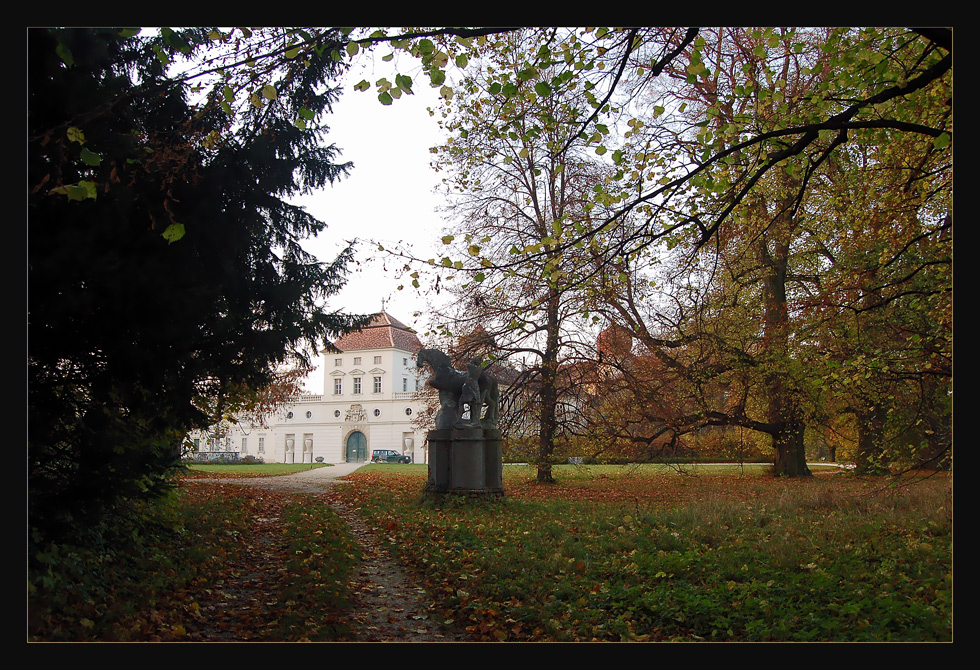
[425,427,505,500]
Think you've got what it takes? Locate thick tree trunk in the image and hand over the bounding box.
[772,420,811,477]
[758,228,810,478]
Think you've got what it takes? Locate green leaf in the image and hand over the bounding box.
[80,148,101,166]
[161,222,185,243]
[378,91,393,105]
[429,69,446,86]
[55,41,74,67]
[59,180,97,201]
[534,81,553,97]
[441,235,455,244]
[261,85,277,100]
[395,73,414,93]
[933,132,951,150]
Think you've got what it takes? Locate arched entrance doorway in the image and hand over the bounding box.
[345,431,367,463]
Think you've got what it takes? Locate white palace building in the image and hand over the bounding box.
[187,312,429,464]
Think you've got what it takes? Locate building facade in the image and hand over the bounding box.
[188,312,429,464]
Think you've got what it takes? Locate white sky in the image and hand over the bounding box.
[292,61,452,393]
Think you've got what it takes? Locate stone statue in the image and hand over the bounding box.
[417,348,499,430]
[418,348,505,500]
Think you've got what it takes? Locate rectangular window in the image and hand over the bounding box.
[335,358,342,367]
[242,437,247,453]
[374,355,382,364]
[258,437,265,453]
[403,377,408,392]
[374,376,382,393]
[403,358,408,366]
[334,378,342,395]
[353,357,362,365]
[353,377,361,394]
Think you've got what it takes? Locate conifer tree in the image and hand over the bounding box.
[28,28,363,541]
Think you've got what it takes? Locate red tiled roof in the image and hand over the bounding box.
[332,312,423,352]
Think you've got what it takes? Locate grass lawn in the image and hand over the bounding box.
[332,463,952,642]
[182,462,334,477]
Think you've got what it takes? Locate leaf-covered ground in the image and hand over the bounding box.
[29,481,362,642]
[329,464,953,642]
[29,463,952,642]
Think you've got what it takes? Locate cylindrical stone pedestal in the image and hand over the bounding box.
[427,429,452,493]
[483,428,503,493]
[424,427,504,499]
[449,428,485,490]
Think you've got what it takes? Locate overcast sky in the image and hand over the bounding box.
[293,62,452,393]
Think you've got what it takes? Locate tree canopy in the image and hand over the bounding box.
[392,26,951,476]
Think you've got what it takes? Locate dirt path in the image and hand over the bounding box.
[187,473,469,642]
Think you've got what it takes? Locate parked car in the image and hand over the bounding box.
[371,449,412,464]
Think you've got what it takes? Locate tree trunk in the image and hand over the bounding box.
[759,228,810,478]
[536,294,561,484]
[772,420,811,477]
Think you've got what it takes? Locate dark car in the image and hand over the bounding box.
[371,449,412,464]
